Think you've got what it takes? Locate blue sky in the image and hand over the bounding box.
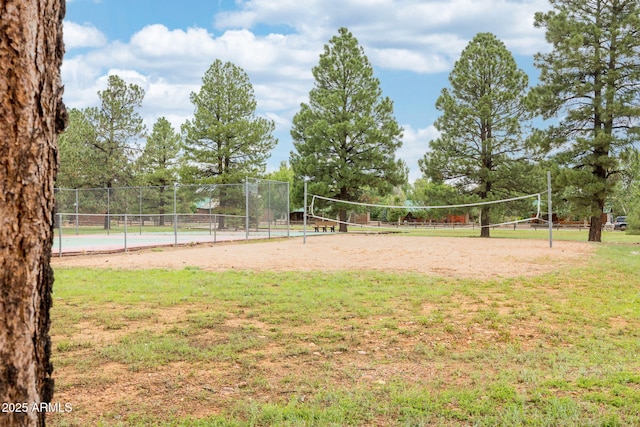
[63,0,552,182]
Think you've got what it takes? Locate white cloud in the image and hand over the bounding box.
[64,21,107,49]
[130,25,216,60]
[62,0,552,179]
[398,124,440,183]
[370,48,453,74]
[61,22,319,125]
[214,0,551,56]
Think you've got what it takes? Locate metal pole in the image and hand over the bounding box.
[107,187,110,236]
[286,181,290,238]
[58,212,62,258]
[139,187,142,235]
[174,183,178,247]
[209,186,212,235]
[124,213,128,252]
[268,180,271,239]
[547,171,553,248]
[75,188,79,235]
[303,180,307,244]
[245,177,249,241]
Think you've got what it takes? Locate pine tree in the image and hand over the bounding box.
[138,117,181,225]
[529,0,640,242]
[56,108,97,188]
[181,59,276,184]
[84,75,146,189]
[419,33,531,237]
[290,27,405,232]
[139,117,181,185]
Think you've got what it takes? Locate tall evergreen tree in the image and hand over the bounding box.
[57,77,146,192]
[529,0,640,242]
[56,108,96,188]
[419,32,531,237]
[138,117,181,225]
[290,27,405,232]
[181,59,277,184]
[84,74,146,189]
[56,75,145,228]
[139,117,181,186]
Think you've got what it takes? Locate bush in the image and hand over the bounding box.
[625,203,640,235]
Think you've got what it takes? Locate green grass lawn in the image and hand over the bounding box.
[48,238,640,426]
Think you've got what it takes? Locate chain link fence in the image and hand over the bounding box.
[54,179,290,255]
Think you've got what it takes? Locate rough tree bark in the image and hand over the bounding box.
[0,1,67,426]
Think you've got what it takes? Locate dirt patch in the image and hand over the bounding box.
[51,233,594,279]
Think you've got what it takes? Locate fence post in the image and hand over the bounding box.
[174,183,178,247]
[268,180,271,239]
[75,188,79,235]
[209,186,212,236]
[286,181,290,238]
[58,212,62,257]
[547,171,553,248]
[245,177,249,241]
[139,186,142,235]
[124,213,128,252]
[107,187,110,236]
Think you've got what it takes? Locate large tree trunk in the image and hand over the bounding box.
[588,152,607,242]
[480,206,491,238]
[589,213,603,242]
[338,187,349,232]
[0,1,67,426]
[158,186,166,226]
[338,208,348,232]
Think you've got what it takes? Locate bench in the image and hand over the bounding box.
[313,221,336,232]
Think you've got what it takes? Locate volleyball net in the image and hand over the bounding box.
[308,191,548,231]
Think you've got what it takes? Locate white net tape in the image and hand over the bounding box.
[309,192,545,230]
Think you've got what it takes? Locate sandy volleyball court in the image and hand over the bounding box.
[51,233,594,279]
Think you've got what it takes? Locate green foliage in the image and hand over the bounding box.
[181,59,277,184]
[56,108,97,188]
[265,161,298,212]
[410,178,468,221]
[529,0,640,241]
[138,117,181,187]
[369,187,408,223]
[57,75,146,188]
[609,148,640,226]
[85,75,146,187]
[626,201,640,235]
[265,161,294,186]
[135,117,182,222]
[420,32,532,237]
[290,27,405,230]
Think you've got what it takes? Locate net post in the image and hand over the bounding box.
[303,179,308,244]
[547,171,553,248]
